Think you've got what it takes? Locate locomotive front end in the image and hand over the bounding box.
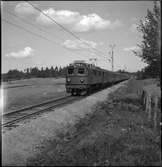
[66,63,89,95]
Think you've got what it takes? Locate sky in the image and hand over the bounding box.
[2,1,156,73]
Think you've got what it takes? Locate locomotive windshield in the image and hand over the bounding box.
[78,68,85,74]
[68,68,74,74]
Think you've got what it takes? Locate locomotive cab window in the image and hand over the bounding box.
[78,68,85,74]
[68,68,74,74]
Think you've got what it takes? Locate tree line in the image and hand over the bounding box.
[2,66,132,82]
[2,66,67,82]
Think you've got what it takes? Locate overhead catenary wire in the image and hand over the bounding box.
[2,18,60,45]
[26,1,108,58]
[26,1,111,61]
[4,9,66,42]
[4,9,104,59]
[2,18,87,58]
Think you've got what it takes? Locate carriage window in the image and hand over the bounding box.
[68,68,74,74]
[78,68,85,74]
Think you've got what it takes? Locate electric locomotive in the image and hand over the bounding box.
[66,60,90,95]
[66,60,129,95]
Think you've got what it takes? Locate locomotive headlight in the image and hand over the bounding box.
[80,79,84,83]
[67,78,71,82]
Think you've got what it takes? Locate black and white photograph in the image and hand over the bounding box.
[1,0,161,166]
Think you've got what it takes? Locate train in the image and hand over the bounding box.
[65,60,129,95]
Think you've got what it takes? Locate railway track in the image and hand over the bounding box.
[2,95,80,128]
[2,80,128,128]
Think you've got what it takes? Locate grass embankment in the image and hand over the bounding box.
[3,78,66,112]
[27,79,161,166]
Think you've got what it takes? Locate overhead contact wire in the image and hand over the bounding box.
[26,1,110,61]
[2,18,86,58]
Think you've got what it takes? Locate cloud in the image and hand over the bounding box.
[36,8,80,26]
[15,2,37,16]
[108,19,123,29]
[62,39,97,50]
[73,14,122,32]
[15,3,123,32]
[123,46,140,52]
[36,8,123,32]
[5,47,34,58]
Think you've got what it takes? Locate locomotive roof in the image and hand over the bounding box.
[68,62,108,71]
[68,62,128,76]
[68,62,128,75]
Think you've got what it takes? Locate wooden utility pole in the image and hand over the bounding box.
[109,44,116,71]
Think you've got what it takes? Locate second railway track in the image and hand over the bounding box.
[2,95,81,128]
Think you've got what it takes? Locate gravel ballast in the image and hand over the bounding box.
[2,80,128,166]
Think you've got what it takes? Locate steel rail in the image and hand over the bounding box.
[3,95,71,116]
[2,96,79,127]
[2,79,129,128]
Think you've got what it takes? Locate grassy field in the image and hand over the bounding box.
[3,77,159,113]
[2,78,67,113]
[26,78,161,166]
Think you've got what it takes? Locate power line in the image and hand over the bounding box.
[4,9,66,42]
[2,18,60,45]
[27,1,82,41]
[4,2,112,65]
[26,1,109,59]
[4,9,104,58]
[2,18,86,58]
